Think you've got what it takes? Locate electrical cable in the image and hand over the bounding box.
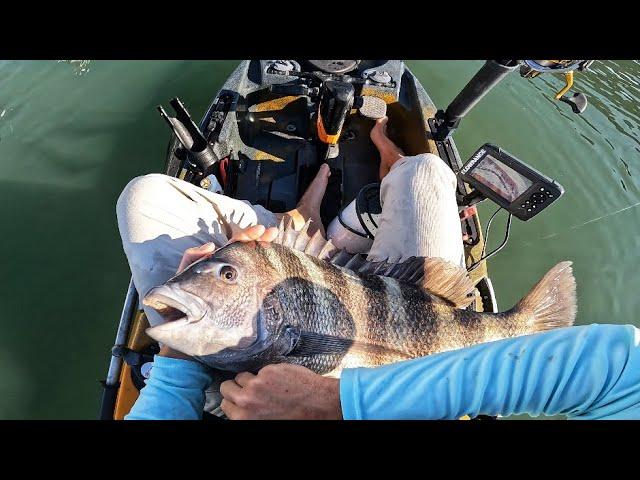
[467,207,513,273]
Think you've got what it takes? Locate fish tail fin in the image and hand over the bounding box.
[512,261,577,332]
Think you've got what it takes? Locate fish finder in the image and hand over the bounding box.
[459,144,564,221]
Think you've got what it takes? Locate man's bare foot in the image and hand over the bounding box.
[276,163,331,237]
[370,116,405,180]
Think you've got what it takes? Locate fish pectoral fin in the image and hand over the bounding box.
[419,257,476,308]
[289,331,410,360]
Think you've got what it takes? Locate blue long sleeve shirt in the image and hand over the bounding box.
[126,324,640,420]
[125,355,211,420]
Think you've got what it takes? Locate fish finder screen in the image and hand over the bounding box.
[471,155,533,202]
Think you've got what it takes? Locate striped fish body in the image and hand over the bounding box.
[252,243,538,375]
[145,238,576,376]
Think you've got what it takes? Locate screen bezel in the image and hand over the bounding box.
[459,144,565,221]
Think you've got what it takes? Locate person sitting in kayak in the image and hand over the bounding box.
[117,118,640,420]
[117,115,464,333]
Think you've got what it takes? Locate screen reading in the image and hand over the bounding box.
[470,154,533,202]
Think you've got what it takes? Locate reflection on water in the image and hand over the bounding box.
[0,60,638,418]
[57,60,92,76]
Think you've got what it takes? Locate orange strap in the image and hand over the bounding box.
[317,114,341,144]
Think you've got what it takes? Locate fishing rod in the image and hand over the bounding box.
[425,60,594,272]
[431,60,594,141]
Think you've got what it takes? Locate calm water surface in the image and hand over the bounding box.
[0,60,638,419]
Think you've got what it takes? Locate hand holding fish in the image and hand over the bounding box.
[206,222,345,420]
[175,224,280,274]
[220,363,341,420]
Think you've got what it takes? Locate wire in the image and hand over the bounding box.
[480,207,502,259]
[467,207,513,273]
[482,213,512,263]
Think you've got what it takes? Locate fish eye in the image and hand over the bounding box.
[218,265,238,284]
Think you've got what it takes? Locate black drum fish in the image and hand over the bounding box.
[143,219,577,377]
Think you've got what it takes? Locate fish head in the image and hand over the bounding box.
[143,241,285,364]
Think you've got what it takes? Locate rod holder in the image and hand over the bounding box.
[157,98,217,174]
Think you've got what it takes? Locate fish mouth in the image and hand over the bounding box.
[143,285,207,325]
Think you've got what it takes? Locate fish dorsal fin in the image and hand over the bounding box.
[418,257,476,308]
[273,218,338,260]
[273,219,475,307]
[352,256,474,308]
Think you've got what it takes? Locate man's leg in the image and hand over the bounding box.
[281,163,331,237]
[116,167,332,327]
[367,118,465,267]
[116,174,278,326]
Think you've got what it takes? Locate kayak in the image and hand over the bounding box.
[100,60,501,420]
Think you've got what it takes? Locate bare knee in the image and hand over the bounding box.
[116,173,174,220]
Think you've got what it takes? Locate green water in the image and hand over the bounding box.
[0,60,638,419]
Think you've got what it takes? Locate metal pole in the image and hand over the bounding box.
[434,60,519,140]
